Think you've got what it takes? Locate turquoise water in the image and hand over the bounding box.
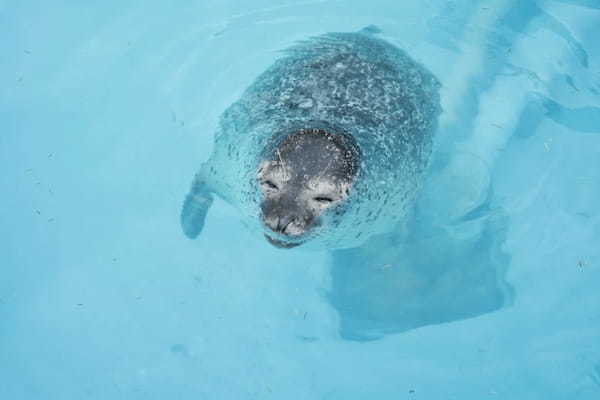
[2,1,600,399]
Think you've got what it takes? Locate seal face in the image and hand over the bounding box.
[180,28,441,250]
[257,128,358,247]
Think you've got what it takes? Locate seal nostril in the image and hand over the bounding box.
[278,214,295,234]
[263,213,280,233]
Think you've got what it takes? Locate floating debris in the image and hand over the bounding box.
[170,344,190,357]
[297,335,318,343]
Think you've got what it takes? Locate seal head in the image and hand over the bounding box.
[258,128,359,248]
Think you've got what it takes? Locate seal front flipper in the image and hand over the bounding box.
[180,172,214,239]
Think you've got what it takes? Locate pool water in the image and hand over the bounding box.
[2,1,600,399]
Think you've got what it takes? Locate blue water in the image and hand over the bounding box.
[2,1,600,399]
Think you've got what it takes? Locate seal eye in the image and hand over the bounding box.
[262,180,279,190]
[314,196,333,204]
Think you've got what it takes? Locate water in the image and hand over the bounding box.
[2,1,599,399]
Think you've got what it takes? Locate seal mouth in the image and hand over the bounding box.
[264,234,302,249]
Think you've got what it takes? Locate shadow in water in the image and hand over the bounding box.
[328,214,514,341]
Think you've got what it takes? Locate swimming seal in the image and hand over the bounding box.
[181,27,441,249]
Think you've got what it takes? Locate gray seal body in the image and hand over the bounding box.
[181,28,441,249]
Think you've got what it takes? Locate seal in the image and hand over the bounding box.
[181,27,441,249]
